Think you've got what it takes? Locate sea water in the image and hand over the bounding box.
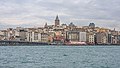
[0,45,120,68]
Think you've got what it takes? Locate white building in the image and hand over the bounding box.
[79,32,86,42]
[87,33,95,44]
[40,33,49,43]
[26,30,49,43]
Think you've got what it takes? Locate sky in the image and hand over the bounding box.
[0,0,120,30]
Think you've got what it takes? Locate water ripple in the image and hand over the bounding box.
[0,46,120,68]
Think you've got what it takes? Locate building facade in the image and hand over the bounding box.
[96,32,108,44]
[66,31,86,42]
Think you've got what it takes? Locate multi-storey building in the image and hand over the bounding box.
[66,31,86,42]
[66,31,79,42]
[40,33,49,43]
[79,32,86,42]
[14,27,27,41]
[0,30,8,40]
[26,29,49,43]
[87,33,95,44]
[96,32,108,44]
[7,28,15,40]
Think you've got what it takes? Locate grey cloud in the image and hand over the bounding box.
[0,0,120,30]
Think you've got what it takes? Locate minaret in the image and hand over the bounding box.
[114,28,116,31]
[55,15,60,26]
[44,22,47,28]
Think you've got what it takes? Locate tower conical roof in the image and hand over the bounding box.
[44,22,47,28]
[55,15,59,20]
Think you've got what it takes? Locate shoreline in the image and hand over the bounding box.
[0,40,120,46]
[0,44,120,46]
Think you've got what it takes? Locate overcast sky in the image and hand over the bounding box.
[0,0,120,30]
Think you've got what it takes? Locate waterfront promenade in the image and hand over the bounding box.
[0,40,49,46]
[0,40,120,46]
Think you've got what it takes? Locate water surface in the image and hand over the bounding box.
[0,45,120,68]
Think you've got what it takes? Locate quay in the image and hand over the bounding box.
[0,40,120,46]
[0,40,49,46]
